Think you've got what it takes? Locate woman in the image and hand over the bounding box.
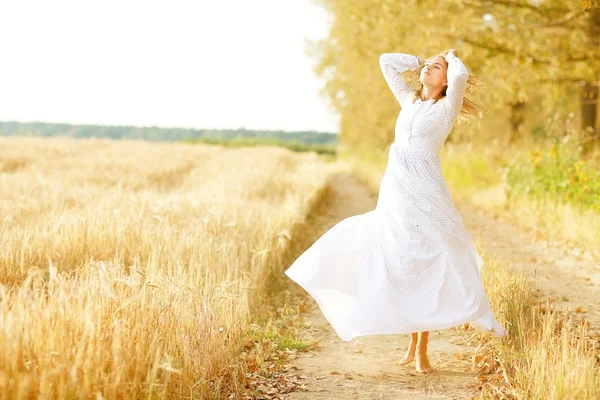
[284,49,506,374]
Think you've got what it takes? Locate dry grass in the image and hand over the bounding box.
[471,191,600,259]
[0,137,336,398]
[473,245,600,399]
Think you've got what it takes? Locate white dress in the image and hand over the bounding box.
[285,52,507,341]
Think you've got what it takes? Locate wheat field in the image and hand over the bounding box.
[0,137,335,399]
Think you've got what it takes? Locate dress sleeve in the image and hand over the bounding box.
[379,53,420,108]
[444,54,470,122]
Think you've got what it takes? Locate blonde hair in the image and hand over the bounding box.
[403,50,482,122]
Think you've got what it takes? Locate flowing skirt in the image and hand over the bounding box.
[284,144,506,341]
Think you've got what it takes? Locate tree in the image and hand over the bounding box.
[306,0,600,155]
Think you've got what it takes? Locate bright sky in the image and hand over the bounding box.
[0,0,339,133]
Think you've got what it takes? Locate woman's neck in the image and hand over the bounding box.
[421,85,443,101]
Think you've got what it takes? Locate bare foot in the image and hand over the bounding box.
[396,346,416,366]
[415,350,434,374]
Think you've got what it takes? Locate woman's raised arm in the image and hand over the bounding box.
[444,52,470,122]
[379,53,420,108]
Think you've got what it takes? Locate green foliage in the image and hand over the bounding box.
[442,151,501,191]
[506,140,600,212]
[183,136,337,156]
[275,335,315,351]
[0,121,338,146]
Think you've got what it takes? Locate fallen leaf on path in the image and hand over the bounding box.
[344,370,364,380]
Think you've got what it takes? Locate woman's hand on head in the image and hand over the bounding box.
[444,49,458,61]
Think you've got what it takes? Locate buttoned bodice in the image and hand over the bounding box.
[393,97,454,153]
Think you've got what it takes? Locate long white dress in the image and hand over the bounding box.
[285,52,507,342]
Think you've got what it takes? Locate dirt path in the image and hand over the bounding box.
[280,163,600,399]
[457,202,600,334]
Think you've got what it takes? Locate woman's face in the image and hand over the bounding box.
[419,56,448,88]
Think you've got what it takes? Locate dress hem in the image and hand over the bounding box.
[285,268,506,342]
